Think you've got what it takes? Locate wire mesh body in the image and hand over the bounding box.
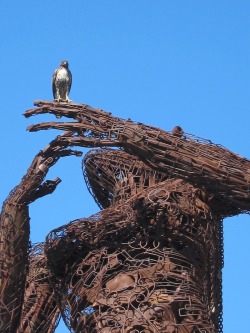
[44,149,224,333]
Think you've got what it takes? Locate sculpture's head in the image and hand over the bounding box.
[83,148,168,208]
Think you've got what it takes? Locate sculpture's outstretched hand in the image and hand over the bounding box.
[24,100,250,212]
[7,129,82,205]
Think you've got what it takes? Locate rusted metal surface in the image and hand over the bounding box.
[43,148,223,332]
[83,148,169,209]
[1,100,249,332]
[17,243,60,333]
[0,124,82,332]
[82,148,243,217]
[24,100,250,214]
[0,203,29,333]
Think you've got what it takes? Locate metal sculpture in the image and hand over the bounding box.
[17,243,60,333]
[45,148,224,332]
[0,100,249,332]
[0,128,81,332]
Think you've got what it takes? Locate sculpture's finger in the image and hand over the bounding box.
[27,122,80,132]
[27,120,107,134]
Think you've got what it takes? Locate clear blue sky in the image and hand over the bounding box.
[1,1,249,332]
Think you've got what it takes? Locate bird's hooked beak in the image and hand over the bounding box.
[60,60,69,68]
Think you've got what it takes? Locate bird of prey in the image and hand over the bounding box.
[52,60,72,102]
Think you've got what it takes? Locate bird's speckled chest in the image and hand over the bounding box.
[56,67,70,81]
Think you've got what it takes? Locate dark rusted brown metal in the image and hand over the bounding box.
[0,127,82,332]
[1,100,249,332]
[83,148,169,209]
[45,148,224,332]
[24,100,250,213]
[17,243,60,333]
[0,203,29,333]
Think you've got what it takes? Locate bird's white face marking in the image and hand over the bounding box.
[57,67,70,81]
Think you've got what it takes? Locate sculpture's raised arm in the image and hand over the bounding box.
[0,131,82,332]
[25,100,250,213]
[17,243,61,333]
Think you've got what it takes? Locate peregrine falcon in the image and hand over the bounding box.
[52,60,72,102]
